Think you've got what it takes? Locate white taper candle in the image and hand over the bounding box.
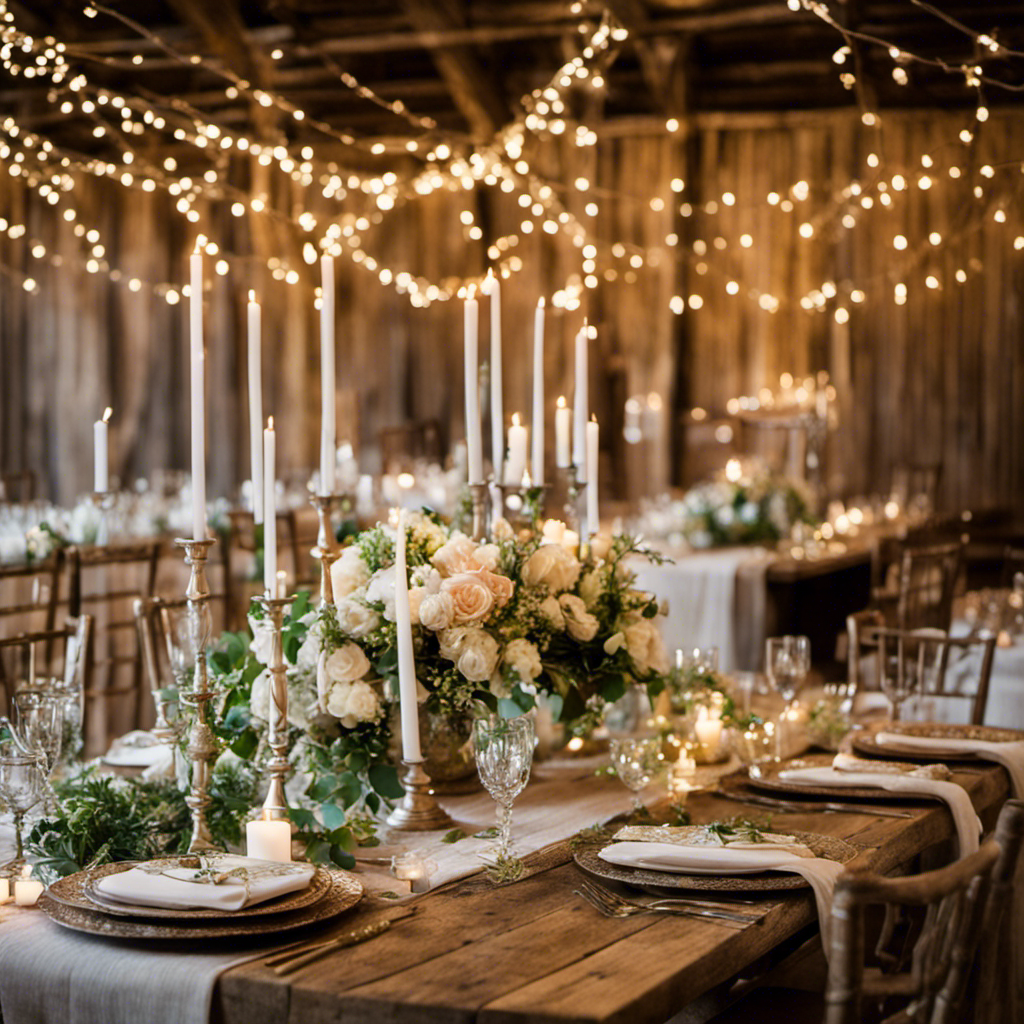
[573,323,589,481]
[464,290,483,485]
[93,407,111,493]
[320,255,336,496]
[189,248,207,540]
[247,290,264,524]
[531,298,545,485]
[487,270,503,481]
[586,417,599,537]
[555,396,571,468]
[394,510,422,762]
[263,418,277,594]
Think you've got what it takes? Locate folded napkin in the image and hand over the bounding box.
[103,732,172,769]
[875,731,1024,799]
[94,855,315,911]
[779,765,981,857]
[832,751,951,780]
[599,826,845,953]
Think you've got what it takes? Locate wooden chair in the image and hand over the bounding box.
[847,619,996,724]
[133,595,188,738]
[0,470,37,503]
[875,541,963,633]
[0,615,93,726]
[0,550,66,682]
[226,508,317,607]
[64,541,162,756]
[824,799,1024,1024]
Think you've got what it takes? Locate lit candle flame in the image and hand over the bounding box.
[511,412,521,427]
[522,469,532,488]
[102,406,112,423]
[248,289,256,303]
[267,415,274,430]
[537,296,545,308]
[557,395,566,408]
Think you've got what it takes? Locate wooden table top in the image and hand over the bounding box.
[215,764,1009,1024]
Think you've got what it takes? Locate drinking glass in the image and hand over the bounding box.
[677,646,720,675]
[733,720,777,779]
[474,715,535,861]
[766,635,811,709]
[878,631,942,722]
[12,689,64,777]
[608,736,663,813]
[0,750,44,863]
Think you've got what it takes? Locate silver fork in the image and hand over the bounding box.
[574,879,757,927]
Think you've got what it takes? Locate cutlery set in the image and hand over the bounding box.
[573,878,763,927]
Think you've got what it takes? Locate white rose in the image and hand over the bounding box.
[473,543,501,571]
[589,533,613,561]
[331,547,371,598]
[522,544,581,593]
[335,597,380,638]
[490,517,514,542]
[504,638,542,683]
[248,615,275,665]
[436,626,467,661]
[295,616,321,672]
[431,533,481,577]
[579,570,604,609]
[249,669,270,721]
[440,572,495,624]
[316,650,330,712]
[624,619,669,675]
[326,679,382,728]
[539,595,565,631]
[411,565,442,593]
[325,642,371,684]
[366,566,397,621]
[541,519,566,544]
[559,594,600,642]
[454,628,500,682]
[419,591,455,632]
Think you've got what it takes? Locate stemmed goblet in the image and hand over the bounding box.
[0,748,44,865]
[608,736,663,815]
[474,714,535,864]
[766,635,810,760]
[12,689,64,779]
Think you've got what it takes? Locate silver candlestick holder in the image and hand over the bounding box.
[252,593,293,817]
[559,465,587,533]
[468,482,491,541]
[386,759,455,831]
[175,537,218,853]
[91,490,116,545]
[497,483,552,533]
[309,493,343,605]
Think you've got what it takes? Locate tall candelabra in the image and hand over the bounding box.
[386,760,455,831]
[91,490,116,546]
[252,592,293,816]
[309,493,343,605]
[175,537,217,852]
[560,465,586,534]
[468,482,491,541]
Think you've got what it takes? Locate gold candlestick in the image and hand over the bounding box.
[175,537,218,853]
[91,491,115,545]
[309,493,343,605]
[252,593,294,817]
[561,465,586,534]
[468,483,491,542]
[386,760,455,831]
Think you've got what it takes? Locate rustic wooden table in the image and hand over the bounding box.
[215,764,1009,1024]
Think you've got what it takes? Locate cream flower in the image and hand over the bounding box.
[539,595,565,631]
[331,546,371,598]
[504,638,543,683]
[491,517,515,543]
[473,543,501,572]
[441,572,495,624]
[248,614,275,665]
[455,628,500,682]
[249,669,270,721]
[431,533,481,577]
[578,570,604,609]
[476,567,515,607]
[324,642,371,684]
[418,591,455,632]
[603,631,626,655]
[624,619,669,675]
[558,593,600,642]
[522,543,581,593]
[410,565,442,593]
[326,679,382,728]
[589,533,613,561]
[366,566,397,621]
[334,597,380,638]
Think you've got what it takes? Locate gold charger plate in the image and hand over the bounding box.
[64,859,333,920]
[852,723,1024,763]
[573,831,859,893]
[745,754,941,801]
[39,869,363,941]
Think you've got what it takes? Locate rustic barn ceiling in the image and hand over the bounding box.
[6,0,1024,160]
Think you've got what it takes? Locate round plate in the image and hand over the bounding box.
[573,831,859,893]
[48,858,333,921]
[745,754,939,801]
[39,870,362,941]
[852,723,1024,763]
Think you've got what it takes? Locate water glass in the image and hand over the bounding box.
[474,715,535,861]
[765,635,811,706]
[0,750,44,862]
[733,720,777,779]
[12,689,64,777]
[608,735,663,813]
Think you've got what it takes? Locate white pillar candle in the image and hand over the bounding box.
[464,290,483,485]
[189,248,207,541]
[93,406,111,493]
[247,290,264,524]
[486,270,504,481]
[320,255,337,496]
[14,866,42,906]
[531,298,545,485]
[246,812,292,863]
[555,396,571,468]
[585,417,600,536]
[694,706,724,759]
[0,876,9,902]
[573,324,589,480]
[394,509,422,762]
[275,569,288,600]
[505,413,528,485]
[263,418,277,594]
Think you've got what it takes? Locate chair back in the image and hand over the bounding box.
[0,551,66,687]
[825,799,1024,1024]
[0,471,37,503]
[896,541,962,632]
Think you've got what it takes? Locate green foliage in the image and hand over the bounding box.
[703,817,773,845]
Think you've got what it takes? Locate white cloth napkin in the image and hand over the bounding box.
[94,855,315,911]
[875,732,1024,798]
[103,731,172,769]
[598,838,845,954]
[779,765,981,857]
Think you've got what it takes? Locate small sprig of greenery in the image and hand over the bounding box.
[704,817,773,845]
[482,852,526,884]
[569,823,616,850]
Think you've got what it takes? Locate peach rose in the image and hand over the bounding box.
[441,572,495,624]
[431,534,481,577]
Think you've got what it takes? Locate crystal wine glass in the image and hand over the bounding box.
[608,735,663,814]
[878,630,943,722]
[0,749,44,864]
[766,635,811,709]
[473,714,535,862]
[12,689,64,778]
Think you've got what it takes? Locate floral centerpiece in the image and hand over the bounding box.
[676,458,815,549]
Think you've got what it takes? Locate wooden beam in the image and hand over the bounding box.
[397,0,508,141]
